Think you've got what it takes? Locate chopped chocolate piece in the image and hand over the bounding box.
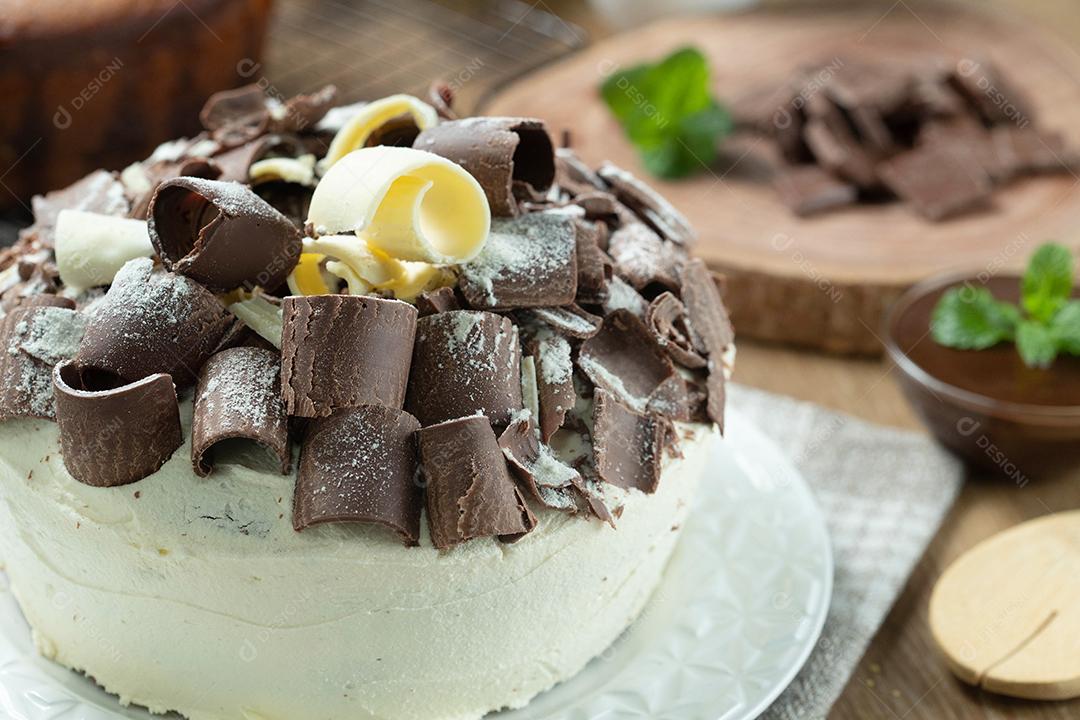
[597,162,695,246]
[418,415,536,549]
[574,219,612,304]
[149,177,302,292]
[525,305,603,339]
[294,405,423,546]
[415,286,461,317]
[498,415,608,519]
[530,332,576,442]
[192,347,290,477]
[0,306,85,421]
[646,292,707,369]
[920,119,1007,181]
[569,191,620,220]
[607,223,682,292]
[406,310,522,427]
[878,143,992,220]
[53,360,182,488]
[803,118,879,188]
[459,213,578,310]
[601,276,649,320]
[592,389,673,494]
[948,59,1034,127]
[706,370,727,435]
[555,147,606,195]
[281,295,418,418]
[825,61,913,116]
[992,127,1074,176]
[578,309,677,413]
[647,373,693,421]
[200,85,271,147]
[772,165,858,216]
[27,170,129,248]
[74,258,234,388]
[680,259,735,356]
[414,117,556,216]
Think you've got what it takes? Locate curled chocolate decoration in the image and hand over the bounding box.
[405,310,522,427]
[271,85,338,134]
[192,347,290,477]
[598,162,695,246]
[281,295,418,418]
[524,305,602,340]
[679,259,734,428]
[212,134,307,184]
[646,292,707,369]
[418,415,536,549]
[608,223,682,292]
[574,219,612,304]
[149,177,302,292]
[578,309,677,413]
[428,81,457,120]
[0,306,85,421]
[459,213,578,310]
[200,85,271,147]
[592,389,674,495]
[53,360,182,487]
[294,405,423,546]
[74,258,234,388]
[414,117,555,216]
[529,332,576,442]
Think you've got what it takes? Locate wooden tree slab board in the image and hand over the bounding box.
[482,1,1080,354]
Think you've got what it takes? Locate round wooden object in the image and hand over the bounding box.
[483,2,1080,354]
[930,511,1080,700]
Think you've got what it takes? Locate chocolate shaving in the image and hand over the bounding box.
[53,360,182,487]
[406,310,522,427]
[212,134,307,184]
[26,170,129,248]
[597,162,695,246]
[498,415,609,520]
[525,305,603,339]
[200,85,272,147]
[574,219,612,304]
[529,332,576,442]
[415,286,461,317]
[555,147,606,195]
[679,259,734,428]
[459,213,578,310]
[414,117,555,216]
[294,405,423,546]
[149,177,301,292]
[12,294,76,310]
[878,143,992,220]
[577,309,678,413]
[0,306,85,421]
[271,85,338,134]
[646,292,707,369]
[773,164,857,216]
[281,295,418,418]
[592,389,674,494]
[601,276,649,320]
[192,347,291,477]
[607,223,682,292]
[74,258,234,388]
[428,81,458,120]
[418,415,536,549]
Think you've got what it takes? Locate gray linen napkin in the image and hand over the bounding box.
[728,384,963,720]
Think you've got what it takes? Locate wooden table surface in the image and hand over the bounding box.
[519,1,1080,718]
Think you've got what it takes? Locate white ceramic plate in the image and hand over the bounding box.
[0,406,831,720]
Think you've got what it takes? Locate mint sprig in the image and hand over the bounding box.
[600,47,731,179]
[931,242,1080,368]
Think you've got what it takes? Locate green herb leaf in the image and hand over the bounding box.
[600,47,731,179]
[1050,300,1080,355]
[931,285,1020,349]
[1022,243,1074,323]
[1016,320,1058,368]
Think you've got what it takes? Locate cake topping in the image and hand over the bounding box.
[322,94,439,166]
[414,117,556,217]
[418,415,537,550]
[25,169,130,248]
[498,414,608,519]
[646,291,707,369]
[306,146,490,264]
[415,286,461,317]
[0,306,85,420]
[281,294,418,418]
[608,222,682,292]
[149,177,302,292]
[459,212,578,309]
[294,405,423,546]
[529,332,576,442]
[573,219,612,304]
[192,347,291,477]
[578,309,678,413]
[406,310,522,427]
[200,85,273,146]
[592,388,675,494]
[524,305,603,339]
[679,259,734,428]
[73,258,234,388]
[54,210,154,292]
[212,134,309,185]
[596,163,695,246]
[52,360,182,488]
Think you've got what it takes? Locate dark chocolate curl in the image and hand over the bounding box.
[608,223,682,292]
[524,305,602,339]
[418,415,536,549]
[192,347,291,477]
[294,405,423,546]
[574,219,612,304]
[592,389,674,494]
[200,85,271,147]
[578,309,678,414]
[406,311,522,427]
[679,259,734,429]
[74,258,234,388]
[272,85,338,133]
[53,360,182,487]
[459,213,578,310]
[530,333,576,442]
[646,292,707,369]
[0,306,85,421]
[26,170,130,249]
[414,117,555,217]
[148,177,302,292]
[212,134,307,184]
[597,162,695,246]
[281,295,418,418]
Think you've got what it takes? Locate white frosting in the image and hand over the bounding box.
[0,406,713,720]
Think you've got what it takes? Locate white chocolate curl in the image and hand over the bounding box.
[54,210,154,292]
[227,293,283,349]
[322,95,438,168]
[307,146,491,264]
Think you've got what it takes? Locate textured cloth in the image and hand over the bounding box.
[729,384,963,720]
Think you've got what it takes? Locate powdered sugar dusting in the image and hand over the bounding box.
[460,214,575,307]
[201,350,280,429]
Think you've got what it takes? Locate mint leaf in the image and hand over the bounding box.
[600,47,730,179]
[1050,300,1080,355]
[1022,243,1074,323]
[1017,320,1057,368]
[931,286,1020,349]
